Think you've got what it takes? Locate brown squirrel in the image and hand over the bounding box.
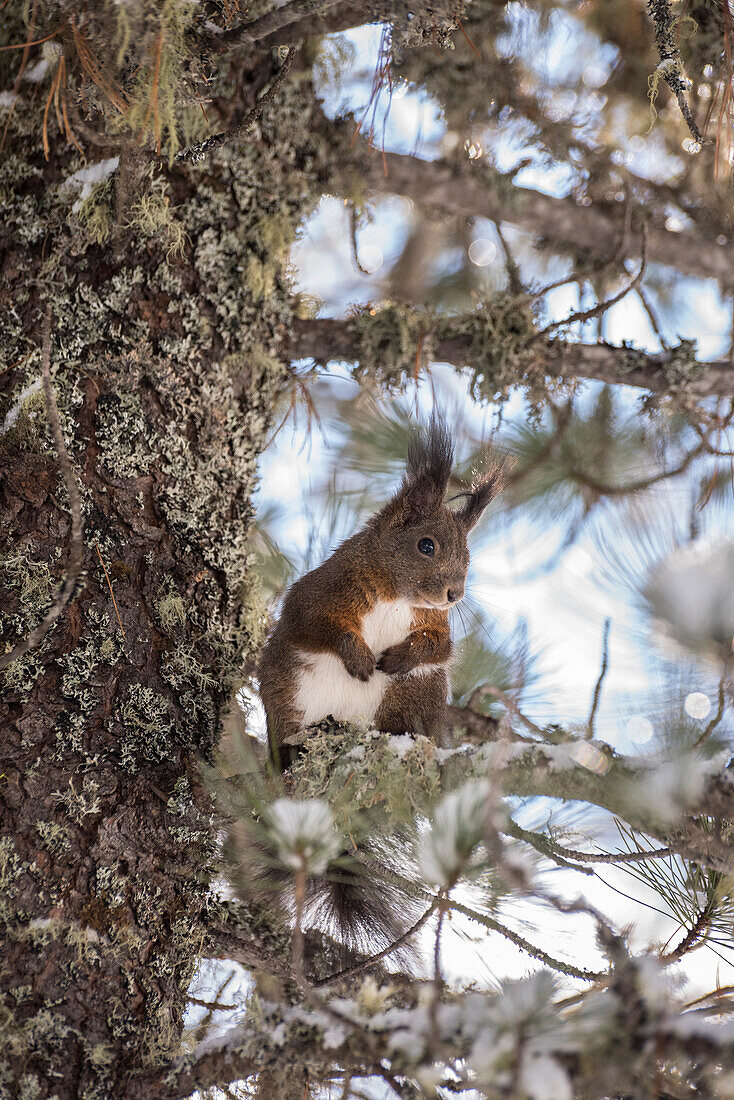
[259,417,504,767]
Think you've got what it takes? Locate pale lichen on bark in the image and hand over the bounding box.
[0,4,329,1090]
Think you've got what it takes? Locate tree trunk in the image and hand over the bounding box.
[0,42,322,1098]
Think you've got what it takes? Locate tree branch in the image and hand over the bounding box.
[341,150,733,287]
[175,47,297,164]
[213,0,350,49]
[292,730,734,875]
[288,317,734,399]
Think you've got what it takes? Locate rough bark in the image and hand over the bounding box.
[0,41,324,1099]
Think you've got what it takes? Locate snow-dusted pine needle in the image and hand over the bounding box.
[417,779,491,888]
[264,798,342,876]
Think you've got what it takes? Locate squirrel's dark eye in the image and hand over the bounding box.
[417,537,435,557]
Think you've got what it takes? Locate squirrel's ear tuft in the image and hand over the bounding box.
[457,460,508,530]
[375,415,454,528]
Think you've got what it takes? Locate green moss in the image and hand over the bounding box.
[659,338,704,388]
[123,0,202,160]
[347,302,425,391]
[255,210,295,259]
[620,338,704,398]
[244,254,276,300]
[155,584,187,631]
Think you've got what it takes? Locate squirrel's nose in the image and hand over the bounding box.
[446,587,463,604]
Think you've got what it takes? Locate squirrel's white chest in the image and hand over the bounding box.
[294,599,413,728]
[361,598,414,653]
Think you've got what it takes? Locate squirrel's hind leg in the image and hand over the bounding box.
[375,668,448,742]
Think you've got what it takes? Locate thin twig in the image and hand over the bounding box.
[0,312,84,671]
[313,902,437,987]
[0,0,38,154]
[506,400,573,490]
[189,970,237,1047]
[494,221,524,296]
[187,996,238,1011]
[566,441,705,498]
[507,820,670,867]
[429,901,446,1049]
[478,684,544,738]
[693,677,729,747]
[586,618,611,739]
[660,904,713,963]
[375,862,602,981]
[349,203,371,276]
[636,284,670,350]
[175,47,297,164]
[447,896,603,981]
[515,206,632,309]
[94,541,126,638]
[529,225,647,345]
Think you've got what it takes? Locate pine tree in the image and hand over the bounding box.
[1,1,733,1097]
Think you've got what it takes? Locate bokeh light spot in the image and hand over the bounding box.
[684,692,711,720]
[626,716,653,743]
[468,238,497,266]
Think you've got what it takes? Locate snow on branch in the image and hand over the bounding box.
[288,724,734,873]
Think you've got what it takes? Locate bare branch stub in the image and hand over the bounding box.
[587,617,611,739]
[646,0,703,144]
[175,46,297,164]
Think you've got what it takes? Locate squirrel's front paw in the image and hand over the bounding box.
[338,633,376,681]
[343,649,376,681]
[377,641,417,675]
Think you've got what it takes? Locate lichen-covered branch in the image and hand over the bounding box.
[646,0,703,143]
[214,0,349,49]
[289,726,734,873]
[289,315,733,400]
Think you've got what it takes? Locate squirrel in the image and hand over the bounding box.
[258,417,504,769]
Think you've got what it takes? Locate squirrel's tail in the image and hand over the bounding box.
[304,839,425,967]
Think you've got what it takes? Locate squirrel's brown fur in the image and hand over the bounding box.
[259,418,504,767]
